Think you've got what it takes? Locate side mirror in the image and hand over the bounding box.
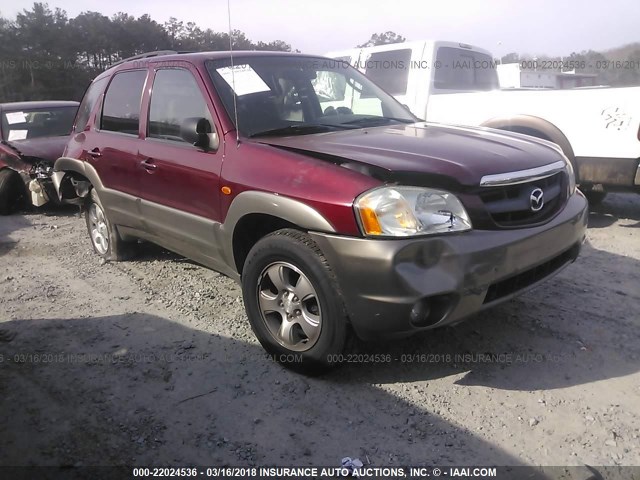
[180,117,219,151]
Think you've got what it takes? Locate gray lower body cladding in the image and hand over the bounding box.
[311,192,589,340]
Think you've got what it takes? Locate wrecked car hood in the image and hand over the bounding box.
[1,136,69,163]
[256,122,564,187]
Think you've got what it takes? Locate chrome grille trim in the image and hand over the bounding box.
[480,160,566,187]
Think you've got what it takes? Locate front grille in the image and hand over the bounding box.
[479,172,566,227]
[483,245,578,304]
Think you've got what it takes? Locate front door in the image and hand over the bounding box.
[137,66,224,266]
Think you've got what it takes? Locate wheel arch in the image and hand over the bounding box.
[481,115,579,182]
[221,191,337,275]
[52,157,102,204]
[481,115,575,158]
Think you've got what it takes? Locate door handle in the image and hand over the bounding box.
[87,148,102,158]
[140,158,158,172]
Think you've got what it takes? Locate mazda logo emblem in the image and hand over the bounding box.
[530,188,544,212]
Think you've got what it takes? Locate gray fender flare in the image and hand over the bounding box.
[52,157,104,200]
[219,191,336,270]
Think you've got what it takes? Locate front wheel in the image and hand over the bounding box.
[241,229,349,374]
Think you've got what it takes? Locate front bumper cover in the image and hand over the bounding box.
[311,192,588,340]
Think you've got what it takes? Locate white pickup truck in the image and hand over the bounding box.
[325,40,640,203]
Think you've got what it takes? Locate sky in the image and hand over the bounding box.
[0,0,638,57]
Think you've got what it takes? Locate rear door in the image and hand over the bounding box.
[137,66,224,265]
[87,70,148,229]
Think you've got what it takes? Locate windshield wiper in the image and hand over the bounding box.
[341,116,415,126]
[250,124,353,138]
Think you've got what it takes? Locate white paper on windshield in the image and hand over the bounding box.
[216,65,270,96]
[7,130,28,141]
[5,111,27,124]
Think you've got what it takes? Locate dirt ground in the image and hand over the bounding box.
[0,193,639,475]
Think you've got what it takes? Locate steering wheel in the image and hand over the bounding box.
[324,106,353,116]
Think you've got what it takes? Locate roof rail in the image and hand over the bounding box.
[111,50,179,67]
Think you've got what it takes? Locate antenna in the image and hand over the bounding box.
[227,0,240,145]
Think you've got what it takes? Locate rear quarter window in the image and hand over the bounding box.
[362,49,412,97]
[433,47,499,91]
[74,77,108,132]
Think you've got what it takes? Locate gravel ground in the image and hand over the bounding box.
[0,193,639,475]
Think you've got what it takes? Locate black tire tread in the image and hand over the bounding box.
[0,169,26,215]
[241,228,350,374]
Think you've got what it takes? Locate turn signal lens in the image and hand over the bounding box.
[359,205,383,235]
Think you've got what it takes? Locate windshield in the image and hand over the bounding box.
[206,56,417,137]
[1,106,78,142]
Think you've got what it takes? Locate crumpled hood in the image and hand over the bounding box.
[3,136,69,163]
[256,122,564,187]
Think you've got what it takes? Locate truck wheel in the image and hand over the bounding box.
[0,169,27,215]
[583,190,607,207]
[241,229,349,374]
[85,189,136,261]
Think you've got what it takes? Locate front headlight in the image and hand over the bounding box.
[354,186,472,237]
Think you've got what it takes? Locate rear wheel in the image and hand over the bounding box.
[0,169,27,215]
[241,229,349,374]
[85,189,136,261]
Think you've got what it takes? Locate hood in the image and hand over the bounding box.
[3,135,69,163]
[256,122,564,187]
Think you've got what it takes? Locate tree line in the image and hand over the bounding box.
[1,6,638,103]
[0,3,294,102]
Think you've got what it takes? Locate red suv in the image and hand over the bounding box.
[54,51,588,372]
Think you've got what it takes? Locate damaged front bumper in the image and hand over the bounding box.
[311,192,589,340]
[0,150,57,208]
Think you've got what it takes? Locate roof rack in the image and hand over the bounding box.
[111,50,180,67]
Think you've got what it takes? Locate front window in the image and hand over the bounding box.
[148,68,213,143]
[206,56,416,137]
[1,106,78,142]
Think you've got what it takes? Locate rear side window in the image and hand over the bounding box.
[74,77,108,132]
[433,47,499,91]
[362,49,412,97]
[148,69,213,143]
[101,70,147,135]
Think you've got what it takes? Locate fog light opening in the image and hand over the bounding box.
[410,294,456,328]
[410,299,432,327]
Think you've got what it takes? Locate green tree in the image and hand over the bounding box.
[357,31,406,48]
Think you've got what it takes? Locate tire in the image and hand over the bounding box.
[85,189,136,261]
[0,169,27,215]
[241,229,349,374]
[583,189,607,207]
